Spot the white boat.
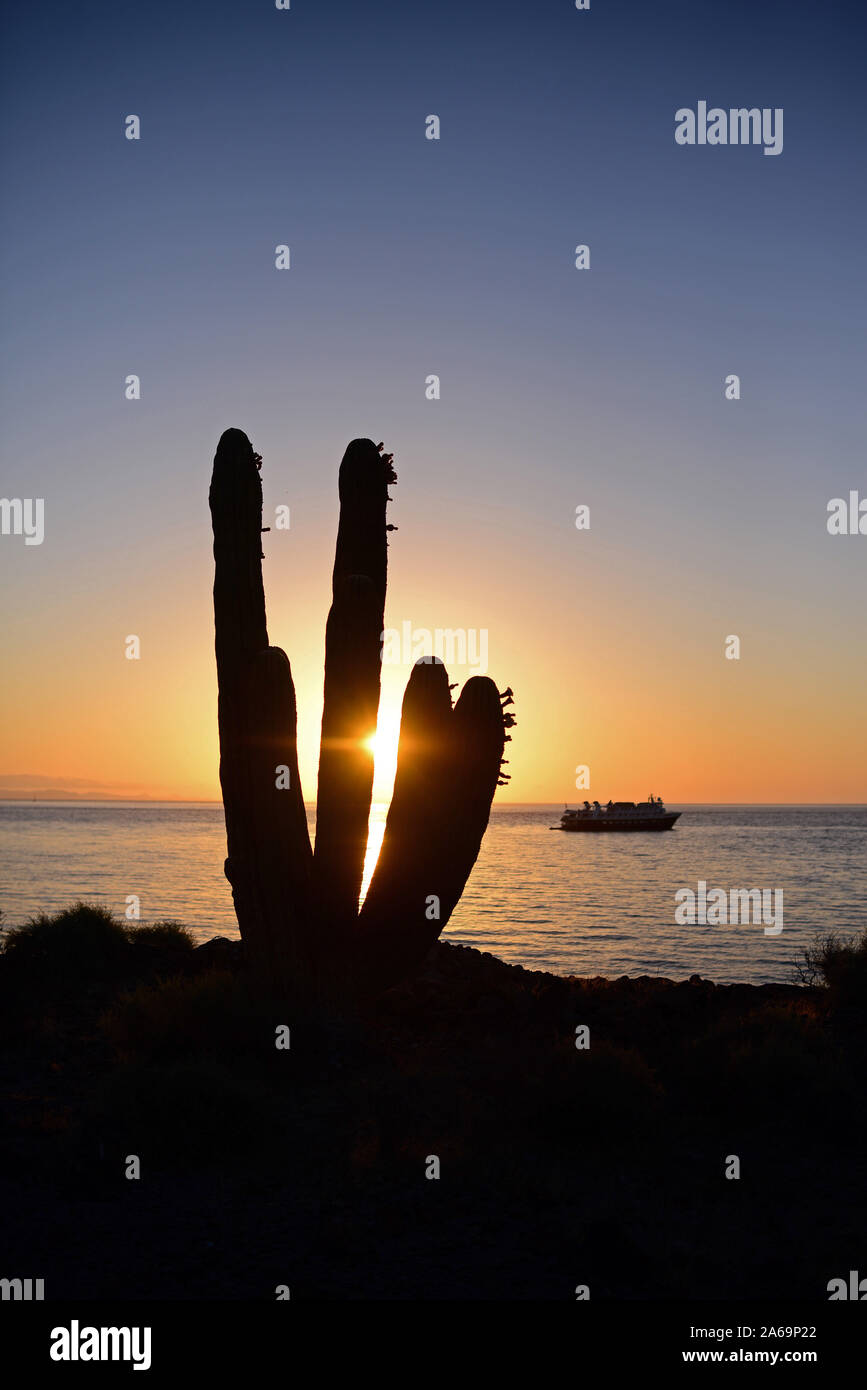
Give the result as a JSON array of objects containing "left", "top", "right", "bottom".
[{"left": 554, "top": 795, "right": 681, "bottom": 832}]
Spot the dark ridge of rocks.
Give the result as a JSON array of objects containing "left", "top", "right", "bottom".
[
  {"left": 190, "top": 930, "right": 808, "bottom": 1004},
  {"left": 191, "top": 935, "right": 245, "bottom": 972}
]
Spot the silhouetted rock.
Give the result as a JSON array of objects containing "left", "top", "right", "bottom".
[{"left": 193, "top": 936, "right": 245, "bottom": 972}]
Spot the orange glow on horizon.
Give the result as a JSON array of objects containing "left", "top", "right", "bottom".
[{"left": 1, "top": 473, "right": 865, "bottom": 808}]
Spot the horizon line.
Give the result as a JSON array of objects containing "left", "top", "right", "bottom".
[{"left": 1, "top": 798, "right": 866, "bottom": 808}]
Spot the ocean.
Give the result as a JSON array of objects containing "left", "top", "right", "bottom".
[{"left": 0, "top": 802, "right": 864, "bottom": 985}]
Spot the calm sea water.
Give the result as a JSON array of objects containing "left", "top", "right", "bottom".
[{"left": 0, "top": 803, "right": 864, "bottom": 985}]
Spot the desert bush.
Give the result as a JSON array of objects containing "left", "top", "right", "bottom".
[
  {"left": 1, "top": 902, "right": 130, "bottom": 987},
  {"left": 795, "top": 929, "right": 867, "bottom": 1011},
  {"left": 127, "top": 919, "right": 195, "bottom": 976}
]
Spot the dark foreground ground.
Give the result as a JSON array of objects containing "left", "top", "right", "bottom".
[{"left": 1, "top": 929, "right": 865, "bottom": 1301}]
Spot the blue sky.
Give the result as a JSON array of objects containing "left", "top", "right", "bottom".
[{"left": 1, "top": 0, "right": 865, "bottom": 802}]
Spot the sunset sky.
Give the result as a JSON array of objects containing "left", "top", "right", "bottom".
[{"left": 1, "top": 0, "right": 865, "bottom": 805}]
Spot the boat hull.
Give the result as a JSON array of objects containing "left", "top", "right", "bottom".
[{"left": 560, "top": 812, "right": 681, "bottom": 832}]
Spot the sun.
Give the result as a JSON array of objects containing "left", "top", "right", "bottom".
[
  {"left": 359, "top": 712, "right": 403, "bottom": 901},
  {"left": 362, "top": 717, "right": 401, "bottom": 794},
  {"left": 359, "top": 685, "right": 409, "bottom": 802}
]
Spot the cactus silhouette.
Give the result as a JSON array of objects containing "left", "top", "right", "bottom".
[{"left": 209, "top": 429, "right": 514, "bottom": 999}]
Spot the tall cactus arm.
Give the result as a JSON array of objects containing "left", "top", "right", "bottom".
[
  {"left": 210, "top": 428, "right": 269, "bottom": 671},
  {"left": 313, "top": 440, "right": 395, "bottom": 937},
  {"left": 209, "top": 428, "right": 311, "bottom": 984},
  {"left": 434, "top": 675, "right": 506, "bottom": 914},
  {"left": 357, "top": 667, "right": 505, "bottom": 988},
  {"left": 332, "top": 438, "right": 395, "bottom": 609},
  {"left": 314, "top": 574, "right": 382, "bottom": 940},
  {"left": 356, "top": 658, "right": 453, "bottom": 982}
]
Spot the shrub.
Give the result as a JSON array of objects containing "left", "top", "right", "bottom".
[
  {"left": 1, "top": 902, "right": 130, "bottom": 987},
  {"left": 795, "top": 928, "right": 867, "bottom": 1011},
  {"left": 127, "top": 919, "right": 195, "bottom": 976}
]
